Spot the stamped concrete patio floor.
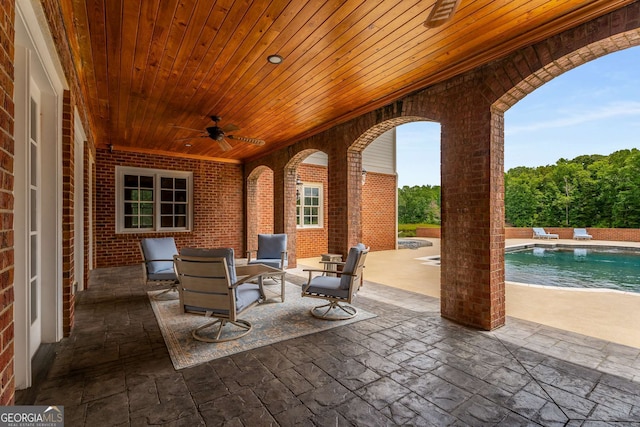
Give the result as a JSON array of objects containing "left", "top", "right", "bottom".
[{"left": 17, "top": 263, "right": 640, "bottom": 426}]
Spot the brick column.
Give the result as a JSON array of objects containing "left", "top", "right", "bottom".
[
  {"left": 327, "top": 148, "right": 362, "bottom": 258},
  {"left": 283, "top": 167, "right": 298, "bottom": 267},
  {"left": 440, "top": 91, "right": 505, "bottom": 330},
  {"left": 61, "top": 90, "right": 75, "bottom": 335}
]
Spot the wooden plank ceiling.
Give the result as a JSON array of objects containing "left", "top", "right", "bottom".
[{"left": 62, "top": 0, "right": 632, "bottom": 163}]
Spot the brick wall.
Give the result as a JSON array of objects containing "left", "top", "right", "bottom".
[
  {"left": 95, "top": 149, "right": 244, "bottom": 267},
  {"left": 362, "top": 172, "right": 397, "bottom": 250},
  {"left": 506, "top": 227, "right": 640, "bottom": 241},
  {"left": 0, "top": 0, "right": 14, "bottom": 406},
  {"left": 416, "top": 227, "right": 441, "bottom": 238},
  {"left": 418, "top": 227, "right": 640, "bottom": 242}
]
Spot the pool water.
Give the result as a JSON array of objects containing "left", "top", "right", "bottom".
[{"left": 505, "top": 247, "right": 640, "bottom": 293}]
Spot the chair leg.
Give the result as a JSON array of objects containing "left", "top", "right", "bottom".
[
  {"left": 151, "top": 282, "right": 179, "bottom": 300},
  {"left": 310, "top": 301, "right": 358, "bottom": 320},
  {"left": 192, "top": 318, "right": 253, "bottom": 342}
]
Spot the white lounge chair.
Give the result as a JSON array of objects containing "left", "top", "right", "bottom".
[
  {"left": 532, "top": 227, "right": 559, "bottom": 239},
  {"left": 573, "top": 228, "right": 593, "bottom": 240}
]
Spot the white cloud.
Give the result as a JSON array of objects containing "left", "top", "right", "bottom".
[{"left": 506, "top": 101, "right": 640, "bottom": 135}]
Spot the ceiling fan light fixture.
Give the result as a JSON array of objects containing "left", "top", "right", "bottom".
[
  {"left": 267, "top": 54, "right": 283, "bottom": 64},
  {"left": 424, "top": 0, "right": 462, "bottom": 28}
]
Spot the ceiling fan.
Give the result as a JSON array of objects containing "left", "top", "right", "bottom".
[{"left": 173, "top": 115, "right": 265, "bottom": 151}]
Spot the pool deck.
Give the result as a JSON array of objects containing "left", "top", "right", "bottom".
[{"left": 296, "top": 238, "right": 640, "bottom": 349}]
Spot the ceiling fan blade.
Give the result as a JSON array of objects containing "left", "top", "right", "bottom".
[
  {"left": 221, "top": 123, "right": 240, "bottom": 133},
  {"left": 227, "top": 135, "right": 266, "bottom": 146},
  {"left": 217, "top": 138, "right": 233, "bottom": 151},
  {"left": 170, "top": 124, "right": 204, "bottom": 132},
  {"left": 173, "top": 135, "right": 207, "bottom": 141}
]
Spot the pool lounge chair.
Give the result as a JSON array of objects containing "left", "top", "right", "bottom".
[
  {"left": 532, "top": 227, "right": 559, "bottom": 239},
  {"left": 573, "top": 228, "right": 593, "bottom": 240}
]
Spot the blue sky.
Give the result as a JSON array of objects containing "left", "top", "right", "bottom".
[{"left": 396, "top": 46, "right": 640, "bottom": 187}]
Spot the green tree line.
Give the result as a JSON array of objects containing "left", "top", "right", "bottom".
[
  {"left": 505, "top": 149, "right": 640, "bottom": 228},
  {"left": 398, "top": 149, "right": 640, "bottom": 228},
  {"left": 398, "top": 185, "right": 441, "bottom": 224}
]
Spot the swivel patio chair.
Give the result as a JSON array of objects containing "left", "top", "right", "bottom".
[
  {"left": 139, "top": 237, "right": 179, "bottom": 299},
  {"left": 173, "top": 249, "right": 264, "bottom": 343},
  {"left": 247, "top": 233, "right": 288, "bottom": 270},
  {"left": 301, "top": 243, "right": 369, "bottom": 320}
]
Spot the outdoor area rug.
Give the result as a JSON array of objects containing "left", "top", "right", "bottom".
[{"left": 148, "top": 281, "right": 377, "bottom": 370}]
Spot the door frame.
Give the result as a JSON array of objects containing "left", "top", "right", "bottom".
[{"left": 14, "top": 1, "right": 68, "bottom": 389}]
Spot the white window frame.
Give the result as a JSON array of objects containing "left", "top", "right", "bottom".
[
  {"left": 115, "top": 166, "right": 193, "bottom": 234},
  {"left": 296, "top": 183, "right": 323, "bottom": 229}
]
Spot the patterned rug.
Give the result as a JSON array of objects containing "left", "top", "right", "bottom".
[{"left": 149, "top": 281, "right": 377, "bottom": 370}]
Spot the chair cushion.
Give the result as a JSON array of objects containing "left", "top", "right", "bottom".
[
  {"left": 180, "top": 247, "right": 237, "bottom": 284},
  {"left": 306, "top": 276, "right": 350, "bottom": 299},
  {"left": 236, "top": 283, "right": 262, "bottom": 311},
  {"left": 147, "top": 269, "right": 176, "bottom": 281},
  {"left": 141, "top": 237, "right": 178, "bottom": 274},
  {"left": 248, "top": 258, "right": 282, "bottom": 269},
  {"left": 256, "top": 234, "right": 287, "bottom": 260},
  {"left": 184, "top": 283, "right": 261, "bottom": 315},
  {"left": 340, "top": 243, "right": 365, "bottom": 290}
]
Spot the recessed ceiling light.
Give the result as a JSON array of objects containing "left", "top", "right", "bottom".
[
  {"left": 184, "top": 143, "right": 192, "bottom": 147},
  {"left": 267, "top": 54, "right": 283, "bottom": 64}
]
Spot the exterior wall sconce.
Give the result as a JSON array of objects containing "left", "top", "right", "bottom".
[
  {"left": 296, "top": 175, "right": 303, "bottom": 201},
  {"left": 362, "top": 169, "right": 367, "bottom": 185}
]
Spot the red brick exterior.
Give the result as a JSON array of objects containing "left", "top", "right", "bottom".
[
  {"left": 362, "top": 172, "right": 397, "bottom": 251},
  {"left": 0, "top": 0, "right": 15, "bottom": 405},
  {"left": 95, "top": 150, "right": 244, "bottom": 267}
]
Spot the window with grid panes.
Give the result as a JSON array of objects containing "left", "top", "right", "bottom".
[
  {"left": 116, "top": 166, "right": 192, "bottom": 233},
  {"left": 296, "top": 183, "right": 323, "bottom": 228}
]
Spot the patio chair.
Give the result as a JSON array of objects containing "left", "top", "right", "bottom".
[
  {"left": 573, "top": 228, "right": 593, "bottom": 240},
  {"left": 173, "top": 249, "right": 264, "bottom": 343},
  {"left": 301, "top": 243, "right": 369, "bottom": 320},
  {"left": 139, "top": 237, "right": 179, "bottom": 299},
  {"left": 247, "top": 233, "right": 288, "bottom": 270},
  {"left": 532, "top": 227, "right": 559, "bottom": 239}
]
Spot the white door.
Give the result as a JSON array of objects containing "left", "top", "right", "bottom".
[
  {"left": 15, "top": 1, "right": 66, "bottom": 389},
  {"left": 28, "top": 83, "right": 42, "bottom": 357}
]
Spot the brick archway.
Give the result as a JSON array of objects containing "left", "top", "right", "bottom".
[{"left": 243, "top": 3, "right": 640, "bottom": 330}]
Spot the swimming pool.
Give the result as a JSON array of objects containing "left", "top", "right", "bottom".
[{"left": 505, "top": 246, "right": 640, "bottom": 293}]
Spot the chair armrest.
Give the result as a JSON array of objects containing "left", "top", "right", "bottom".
[
  {"left": 302, "top": 268, "right": 335, "bottom": 274},
  {"left": 319, "top": 261, "right": 345, "bottom": 266},
  {"left": 246, "top": 250, "right": 257, "bottom": 262},
  {"left": 232, "top": 273, "right": 265, "bottom": 288}
]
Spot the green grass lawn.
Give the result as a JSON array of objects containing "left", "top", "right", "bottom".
[{"left": 398, "top": 223, "right": 440, "bottom": 237}]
